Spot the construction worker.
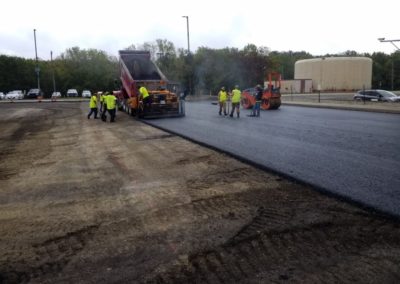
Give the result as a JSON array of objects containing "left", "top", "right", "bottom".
[
  {"left": 99, "top": 92, "right": 106, "bottom": 113},
  {"left": 139, "top": 85, "right": 150, "bottom": 112},
  {"left": 250, "top": 84, "right": 263, "bottom": 117},
  {"left": 230, "top": 85, "right": 241, "bottom": 118},
  {"left": 87, "top": 92, "right": 98, "bottom": 119},
  {"left": 101, "top": 91, "right": 108, "bottom": 122},
  {"left": 218, "top": 86, "right": 228, "bottom": 116},
  {"left": 106, "top": 91, "right": 117, "bottom": 122}
]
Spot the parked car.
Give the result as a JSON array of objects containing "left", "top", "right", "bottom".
[
  {"left": 0, "top": 92, "right": 5, "bottom": 100},
  {"left": 353, "top": 89, "right": 400, "bottom": 102},
  {"left": 51, "top": 91, "right": 62, "bottom": 98},
  {"left": 27, "top": 88, "right": 44, "bottom": 99},
  {"left": 6, "top": 90, "right": 24, "bottom": 100},
  {"left": 66, "top": 89, "right": 79, "bottom": 97},
  {"left": 82, "top": 90, "right": 91, "bottom": 98}
]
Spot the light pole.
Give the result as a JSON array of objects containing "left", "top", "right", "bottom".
[
  {"left": 182, "top": 16, "right": 190, "bottom": 54},
  {"left": 378, "top": 37, "right": 400, "bottom": 50},
  {"left": 182, "top": 16, "right": 191, "bottom": 95},
  {"left": 33, "top": 29, "right": 40, "bottom": 91},
  {"left": 51, "top": 51, "right": 56, "bottom": 94},
  {"left": 378, "top": 38, "right": 400, "bottom": 90}
]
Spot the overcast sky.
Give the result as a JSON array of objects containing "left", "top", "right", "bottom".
[{"left": 1, "top": 0, "right": 398, "bottom": 60}]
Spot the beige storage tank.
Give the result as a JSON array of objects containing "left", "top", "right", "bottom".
[{"left": 294, "top": 57, "right": 372, "bottom": 91}]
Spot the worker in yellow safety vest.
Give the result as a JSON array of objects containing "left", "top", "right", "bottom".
[
  {"left": 139, "top": 86, "right": 150, "bottom": 111},
  {"left": 100, "top": 92, "right": 107, "bottom": 113},
  {"left": 87, "top": 92, "right": 98, "bottom": 119},
  {"left": 101, "top": 92, "right": 108, "bottom": 122},
  {"left": 218, "top": 86, "right": 228, "bottom": 116},
  {"left": 229, "top": 85, "right": 241, "bottom": 118},
  {"left": 106, "top": 91, "right": 117, "bottom": 122}
]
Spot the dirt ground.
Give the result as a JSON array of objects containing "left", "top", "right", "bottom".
[{"left": 0, "top": 101, "right": 399, "bottom": 284}]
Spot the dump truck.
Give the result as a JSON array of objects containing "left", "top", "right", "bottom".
[
  {"left": 117, "top": 50, "right": 184, "bottom": 118},
  {"left": 241, "top": 72, "right": 281, "bottom": 110}
]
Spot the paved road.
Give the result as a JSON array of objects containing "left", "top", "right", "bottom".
[{"left": 145, "top": 101, "right": 400, "bottom": 217}]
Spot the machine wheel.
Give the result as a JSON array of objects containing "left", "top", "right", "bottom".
[
  {"left": 269, "top": 98, "right": 281, "bottom": 110},
  {"left": 130, "top": 107, "right": 137, "bottom": 117},
  {"left": 261, "top": 98, "right": 270, "bottom": 110},
  {"left": 138, "top": 109, "right": 144, "bottom": 118},
  {"left": 241, "top": 97, "right": 252, "bottom": 109}
]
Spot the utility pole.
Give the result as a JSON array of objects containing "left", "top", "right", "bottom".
[
  {"left": 33, "top": 29, "right": 40, "bottom": 90},
  {"left": 51, "top": 51, "right": 56, "bottom": 94}
]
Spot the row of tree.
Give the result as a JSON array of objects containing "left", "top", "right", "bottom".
[{"left": 0, "top": 39, "right": 399, "bottom": 97}]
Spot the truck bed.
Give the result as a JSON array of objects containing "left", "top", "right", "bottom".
[{"left": 119, "top": 51, "right": 166, "bottom": 81}]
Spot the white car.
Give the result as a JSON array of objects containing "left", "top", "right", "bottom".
[
  {"left": 0, "top": 92, "right": 5, "bottom": 100},
  {"left": 66, "top": 89, "right": 78, "bottom": 97},
  {"left": 51, "top": 91, "right": 62, "bottom": 98},
  {"left": 6, "top": 90, "right": 24, "bottom": 100},
  {"left": 82, "top": 90, "right": 91, "bottom": 98},
  {"left": 26, "top": 88, "right": 44, "bottom": 99}
]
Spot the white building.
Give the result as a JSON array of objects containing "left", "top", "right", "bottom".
[{"left": 294, "top": 57, "right": 372, "bottom": 91}]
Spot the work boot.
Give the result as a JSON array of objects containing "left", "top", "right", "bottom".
[
  {"left": 219, "top": 112, "right": 222, "bottom": 116},
  {"left": 229, "top": 113, "right": 233, "bottom": 117},
  {"left": 237, "top": 113, "right": 240, "bottom": 118}
]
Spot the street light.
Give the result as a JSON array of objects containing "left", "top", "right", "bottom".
[
  {"left": 378, "top": 37, "right": 400, "bottom": 90},
  {"left": 182, "top": 16, "right": 190, "bottom": 54},
  {"left": 378, "top": 37, "right": 400, "bottom": 50},
  {"left": 33, "top": 29, "right": 40, "bottom": 91}
]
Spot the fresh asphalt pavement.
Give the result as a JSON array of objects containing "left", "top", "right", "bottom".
[{"left": 145, "top": 101, "right": 400, "bottom": 217}]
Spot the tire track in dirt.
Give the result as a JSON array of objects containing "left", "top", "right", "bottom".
[
  {"left": 146, "top": 216, "right": 400, "bottom": 283},
  {"left": 0, "top": 225, "right": 99, "bottom": 284}
]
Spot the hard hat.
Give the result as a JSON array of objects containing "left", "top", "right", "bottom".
[
  {"left": 235, "top": 85, "right": 239, "bottom": 88},
  {"left": 221, "top": 86, "right": 225, "bottom": 90}
]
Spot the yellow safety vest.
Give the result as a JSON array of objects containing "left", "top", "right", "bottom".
[
  {"left": 219, "top": 91, "right": 227, "bottom": 102},
  {"left": 232, "top": 89, "right": 241, "bottom": 103},
  {"left": 101, "top": 94, "right": 107, "bottom": 104},
  {"left": 107, "top": 95, "right": 116, "bottom": 110},
  {"left": 89, "top": 95, "right": 97, "bottom": 108},
  {"left": 139, "top": 86, "right": 149, "bottom": 99}
]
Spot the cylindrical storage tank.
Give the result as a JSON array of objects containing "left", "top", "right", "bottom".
[{"left": 294, "top": 57, "right": 372, "bottom": 91}]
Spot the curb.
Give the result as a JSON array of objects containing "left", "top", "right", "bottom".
[{"left": 282, "top": 101, "right": 400, "bottom": 114}]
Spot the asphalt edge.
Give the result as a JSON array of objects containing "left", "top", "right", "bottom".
[
  {"left": 282, "top": 101, "right": 400, "bottom": 114},
  {"left": 141, "top": 118, "right": 400, "bottom": 223}
]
